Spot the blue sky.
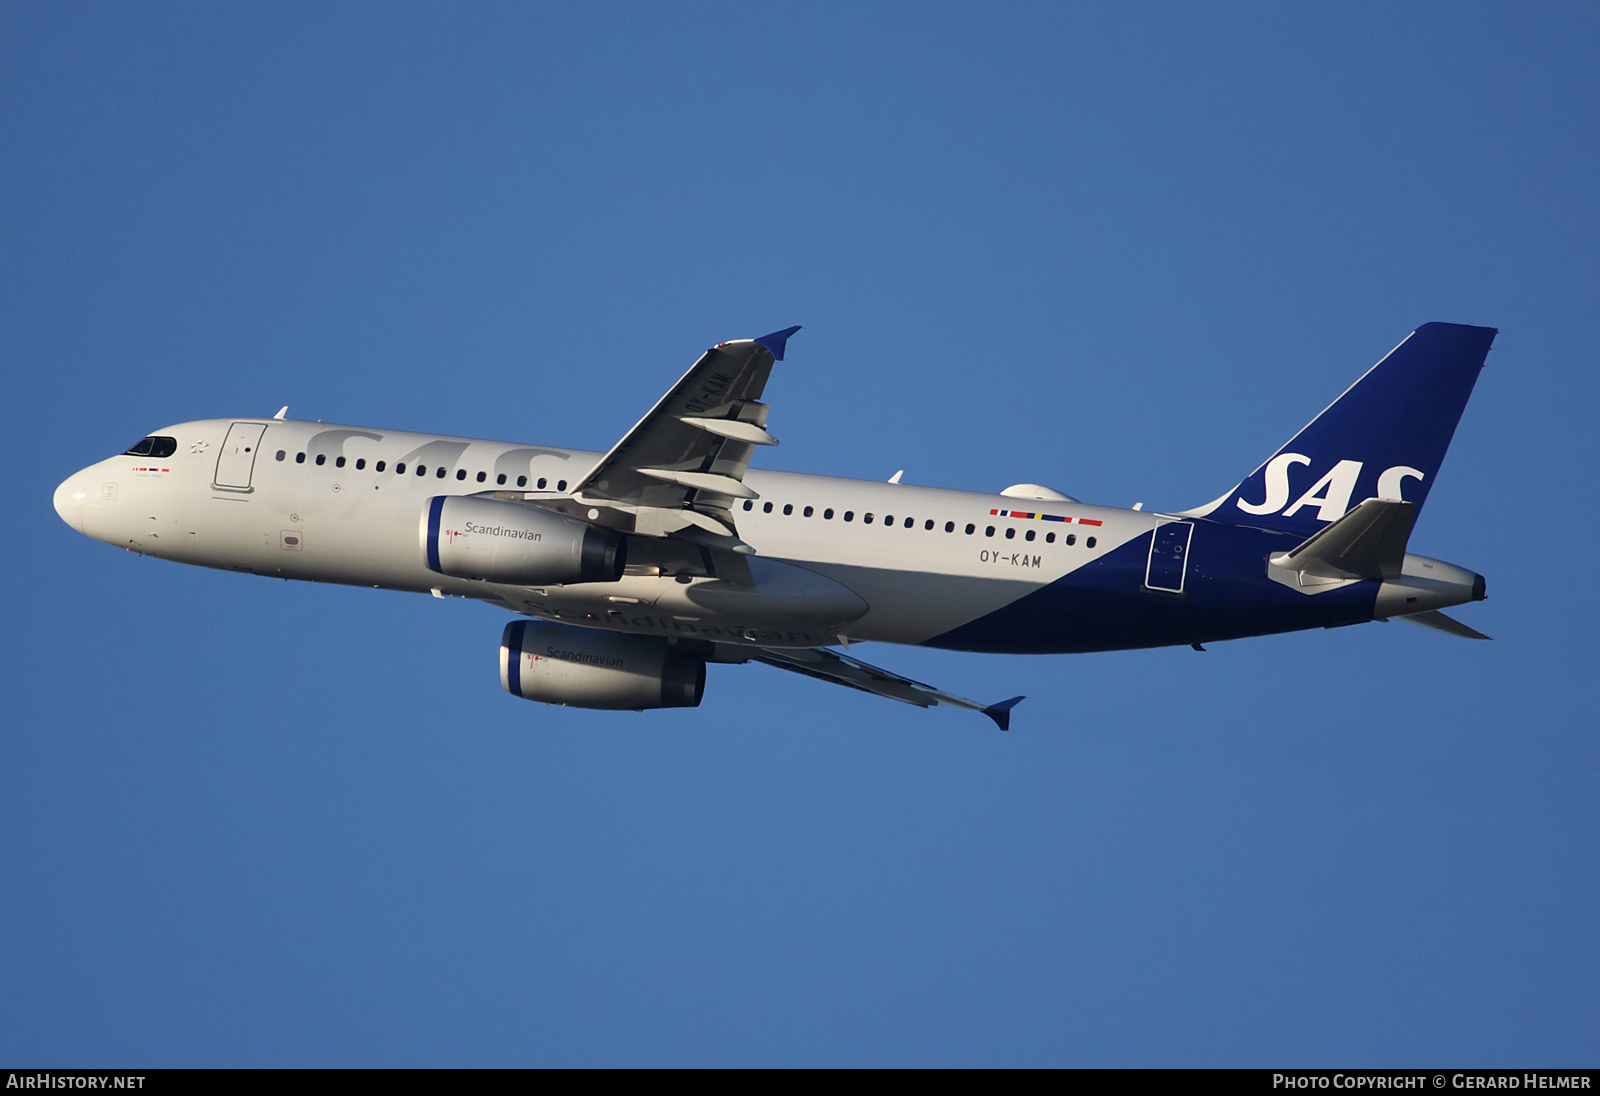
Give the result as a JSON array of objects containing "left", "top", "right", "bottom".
[{"left": 3, "top": 2, "right": 1597, "bottom": 1066}]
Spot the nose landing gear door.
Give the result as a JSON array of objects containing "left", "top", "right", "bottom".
[
  {"left": 1144, "top": 521, "right": 1194, "bottom": 595},
  {"left": 214, "top": 422, "right": 269, "bottom": 491}
]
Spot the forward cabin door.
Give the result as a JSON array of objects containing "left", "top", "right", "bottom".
[
  {"left": 214, "top": 422, "right": 269, "bottom": 490},
  {"left": 1144, "top": 521, "right": 1194, "bottom": 594}
]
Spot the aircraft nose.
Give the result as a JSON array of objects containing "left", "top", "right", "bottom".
[{"left": 54, "top": 470, "right": 89, "bottom": 533}]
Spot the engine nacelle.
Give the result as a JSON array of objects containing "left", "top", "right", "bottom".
[
  {"left": 500, "top": 620, "right": 705, "bottom": 710},
  {"left": 421, "top": 495, "right": 625, "bottom": 585}
]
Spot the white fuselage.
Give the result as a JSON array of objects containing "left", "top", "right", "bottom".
[{"left": 54, "top": 417, "right": 1159, "bottom": 649}]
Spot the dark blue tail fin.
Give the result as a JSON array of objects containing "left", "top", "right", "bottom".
[{"left": 1185, "top": 322, "right": 1496, "bottom": 537}]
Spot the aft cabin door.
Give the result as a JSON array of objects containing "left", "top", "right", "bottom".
[
  {"left": 214, "top": 422, "right": 268, "bottom": 490},
  {"left": 1145, "top": 521, "right": 1194, "bottom": 594}
]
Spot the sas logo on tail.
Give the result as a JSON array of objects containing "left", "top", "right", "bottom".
[{"left": 1235, "top": 455, "right": 1424, "bottom": 522}]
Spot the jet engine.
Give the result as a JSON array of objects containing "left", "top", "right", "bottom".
[
  {"left": 500, "top": 620, "right": 705, "bottom": 710},
  {"left": 421, "top": 495, "right": 625, "bottom": 585}
]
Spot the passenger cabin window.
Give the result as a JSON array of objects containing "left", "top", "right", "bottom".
[
  {"left": 396, "top": 463, "right": 406, "bottom": 474},
  {"left": 537, "top": 478, "right": 547, "bottom": 489},
  {"left": 436, "top": 467, "right": 446, "bottom": 478},
  {"left": 558, "top": 480, "right": 567, "bottom": 491},
  {"left": 804, "top": 506, "right": 814, "bottom": 517},
  {"left": 945, "top": 521, "right": 954, "bottom": 532},
  {"left": 416, "top": 465, "right": 427, "bottom": 476},
  {"left": 275, "top": 450, "right": 286, "bottom": 461},
  {"left": 315, "top": 454, "right": 326, "bottom": 466},
  {"left": 517, "top": 475, "right": 528, "bottom": 487},
  {"left": 763, "top": 502, "right": 773, "bottom": 513},
  {"left": 476, "top": 471, "right": 485, "bottom": 482},
  {"left": 296, "top": 453, "right": 306, "bottom": 464},
  {"left": 374, "top": 460, "right": 385, "bottom": 472},
  {"left": 1065, "top": 533, "right": 1075, "bottom": 546},
  {"left": 496, "top": 474, "right": 506, "bottom": 485},
  {"left": 124, "top": 436, "right": 178, "bottom": 458},
  {"left": 965, "top": 523, "right": 975, "bottom": 534},
  {"left": 743, "top": 501, "right": 754, "bottom": 511},
  {"left": 336, "top": 456, "right": 346, "bottom": 468},
  {"left": 843, "top": 511, "right": 854, "bottom": 522},
  {"left": 456, "top": 469, "right": 466, "bottom": 480},
  {"left": 824, "top": 509, "right": 834, "bottom": 520},
  {"left": 1086, "top": 536, "right": 1097, "bottom": 548},
  {"left": 356, "top": 459, "right": 366, "bottom": 470}
]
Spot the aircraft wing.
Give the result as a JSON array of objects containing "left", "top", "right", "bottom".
[
  {"left": 751, "top": 646, "right": 1025, "bottom": 730},
  {"left": 569, "top": 327, "right": 801, "bottom": 551}
]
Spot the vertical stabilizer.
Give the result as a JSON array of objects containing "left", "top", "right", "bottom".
[{"left": 1183, "top": 322, "right": 1496, "bottom": 537}]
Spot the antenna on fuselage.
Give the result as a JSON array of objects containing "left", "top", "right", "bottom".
[{"left": 273, "top": 406, "right": 288, "bottom": 420}]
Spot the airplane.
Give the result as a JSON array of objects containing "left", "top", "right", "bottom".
[{"left": 52, "top": 321, "right": 1494, "bottom": 730}]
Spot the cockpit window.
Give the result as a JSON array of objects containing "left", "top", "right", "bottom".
[{"left": 124, "top": 436, "right": 177, "bottom": 458}]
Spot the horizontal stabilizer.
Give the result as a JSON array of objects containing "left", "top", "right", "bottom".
[
  {"left": 1396, "top": 609, "right": 1492, "bottom": 640},
  {"left": 1271, "top": 498, "right": 1416, "bottom": 581}
]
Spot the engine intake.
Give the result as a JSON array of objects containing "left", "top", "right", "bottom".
[
  {"left": 500, "top": 621, "right": 705, "bottom": 710},
  {"left": 422, "top": 495, "right": 625, "bottom": 585}
]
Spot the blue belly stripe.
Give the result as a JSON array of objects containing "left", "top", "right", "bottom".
[{"left": 924, "top": 521, "right": 1379, "bottom": 654}]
